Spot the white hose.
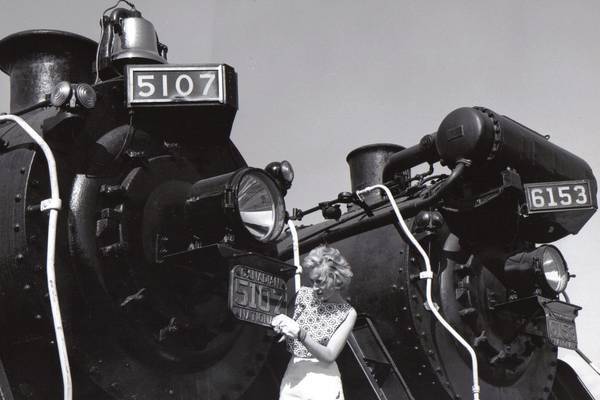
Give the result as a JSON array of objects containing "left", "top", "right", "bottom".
[
  {"left": 287, "top": 219, "right": 302, "bottom": 292},
  {"left": 356, "top": 184, "right": 481, "bottom": 400},
  {"left": 0, "top": 115, "right": 71, "bottom": 400}
]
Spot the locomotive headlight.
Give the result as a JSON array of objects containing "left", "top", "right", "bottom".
[
  {"left": 537, "top": 245, "right": 569, "bottom": 294},
  {"left": 504, "top": 245, "right": 570, "bottom": 296},
  {"left": 185, "top": 168, "right": 286, "bottom": 244},
  {"left": 235, "top": 171, "right": 285, "bottom": 241}
]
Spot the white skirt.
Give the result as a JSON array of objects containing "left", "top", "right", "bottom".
[{"left": 279, "top": 357, "right": 344, "bottom": 400}]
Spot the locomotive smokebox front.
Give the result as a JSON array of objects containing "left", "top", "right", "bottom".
[{"left": 0, "top": 14, "right": 295, "bottom": 398}]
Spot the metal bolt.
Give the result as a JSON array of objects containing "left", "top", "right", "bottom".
[
  {"left": 15, "top": 194, "right": 22, "bottom": 202},
  {"left": 16, "top": 253, "right": 24, "bottom": 263},
  {"left": 14, "top": 224, "right": 20, "bottom": 232},
  {"left": 23, "top": 284, "right": 31, "bottom": 291},
  {"left": 34, "top": 314, "right": 42, "bottom": 320}
]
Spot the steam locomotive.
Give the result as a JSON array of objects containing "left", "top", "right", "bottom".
[{"left": 0, "top": 4, "right": 597, "bottom": 400}]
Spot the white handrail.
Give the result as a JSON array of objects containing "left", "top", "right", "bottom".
[
  {"left": 287, "top": 219, "right": 302, "bottom": 292},
  {"left": 356, "top": 184, "right": 481, "bottom": 400},
  {"left": 0, "top": 115, "right": 71, "bottom": 400}
]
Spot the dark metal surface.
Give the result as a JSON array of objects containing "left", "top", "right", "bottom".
[
  {"left": 551, "top": 360, "right": 595, "bottom": 400},
  {"left": 0, "top": 30, "right": 97, "bottom": 113}
]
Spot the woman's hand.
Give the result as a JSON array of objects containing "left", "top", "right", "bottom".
[{"left": 271, "top": 314, "right": 300, "bottom": 342}]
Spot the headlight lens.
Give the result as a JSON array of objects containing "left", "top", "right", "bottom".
[
  {"left": 237, "top": 172, "right": 284, "bottom": 242},
  {"left": 540, "top": 246, "right": 569, "bottom": 293}
]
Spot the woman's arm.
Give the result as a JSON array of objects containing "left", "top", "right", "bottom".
[{"left": 298, "top": 308, "right": 357, "bottom": 364}]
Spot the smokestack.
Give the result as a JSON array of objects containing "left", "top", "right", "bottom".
[
  {"left": 0, "top": 30, "right": 97, "bottom": 113},
  {"left": 346, "top": 143, "right": 409, "bottom": 201}
]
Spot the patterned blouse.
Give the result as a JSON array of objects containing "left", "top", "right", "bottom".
[{"left": 287, "top": 287, "right": 353, "bottom": 358}]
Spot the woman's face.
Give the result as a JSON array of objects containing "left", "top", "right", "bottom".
[{"left": 308, "top": 266, "right": 339, "bottom": 303}]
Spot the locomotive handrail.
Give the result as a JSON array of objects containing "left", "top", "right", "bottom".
[
  {"left": 287, "top": 219, "right": 302, "bottom": 291},
  {"left": 0, "top": 114, "right": 72, "bottom": 400},
  {"left": 356, "top": 176, "right": 481, "bottom": 400}
]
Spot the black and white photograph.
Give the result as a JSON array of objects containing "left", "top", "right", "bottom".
[{"left": 1, "top": 1, "right": 599, "bottom": 399}]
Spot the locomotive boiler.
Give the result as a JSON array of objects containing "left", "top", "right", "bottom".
[{"left": 0, "top": 4, "right": 597, "bottom": 400}]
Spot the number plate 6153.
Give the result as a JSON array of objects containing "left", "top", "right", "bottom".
[{"left": 524, "top": 180, "right": 593, "bottom": 213}]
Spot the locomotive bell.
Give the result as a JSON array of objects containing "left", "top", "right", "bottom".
[{"left": 98, "top": 8, "right": 167, "bottom": 80}]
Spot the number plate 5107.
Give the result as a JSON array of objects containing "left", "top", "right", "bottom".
[
  {"left": 524, "top": 180, "right": 593, "bottom": 213},
  {"left": 228, "top": 265, "right": 288, "bottom": 327},
  {"left": 126, "top": 64, "right": 225, "bottom": 107}
]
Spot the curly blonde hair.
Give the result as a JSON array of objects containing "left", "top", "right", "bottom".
[{"left": 302, "top": 245, "right": 353, "bottom": 290}]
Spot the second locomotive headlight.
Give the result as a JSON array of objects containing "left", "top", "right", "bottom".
[
  {"left": 185, "top": 167, "right": 287, "bottom": 246},
  {"left": 504, "top": 244, "right": 570, "bottom": 296}
]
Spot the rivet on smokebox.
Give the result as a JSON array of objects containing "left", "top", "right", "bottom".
[{"left": 15, "top": 253, "right": 24, "bottom": 263}]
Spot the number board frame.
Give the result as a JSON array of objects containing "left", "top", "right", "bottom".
[
  {"left": 524, "top": 179, "right": 593, "bottom": 214},
  {"left": 126, "top": 64, "right": 227, "bottom": 108},
  {"left": 228, "top": 265, "right": 288, "bottom": 328}
]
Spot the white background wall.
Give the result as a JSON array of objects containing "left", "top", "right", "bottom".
[{"left": 1, "top": 0, "right": 599, "bottom": 397}]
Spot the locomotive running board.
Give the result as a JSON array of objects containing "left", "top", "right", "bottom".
[{"left": 339, "top": 315, "right": 414, "bottom": 400}]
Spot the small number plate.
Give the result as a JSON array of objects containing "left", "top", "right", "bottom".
[
  {"left": 546, "top": 315, "right": 578, "bottom": 349},
  {"left": 127, "top": 64, "right": 224, "bottom": 107},
  {"left": 543, "top": 300, "right": 580, "bottom": 350},
  {"left": 524, "top": 180, "right": 593, "bottom": 213},
  {"left": 228, "top": 265, "right": 288, "bottom": 327}
]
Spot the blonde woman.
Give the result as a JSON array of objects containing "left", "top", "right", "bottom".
[{"left": 271, "top": 245, "right": 357, "bottom": 400}]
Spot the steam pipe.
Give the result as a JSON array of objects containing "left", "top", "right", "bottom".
[
  {"left": 278, "top": 163, "right": 467, "bottom": 259},
  {"left": 382, "top": 133, "right": 439, "bottom": 182}
]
